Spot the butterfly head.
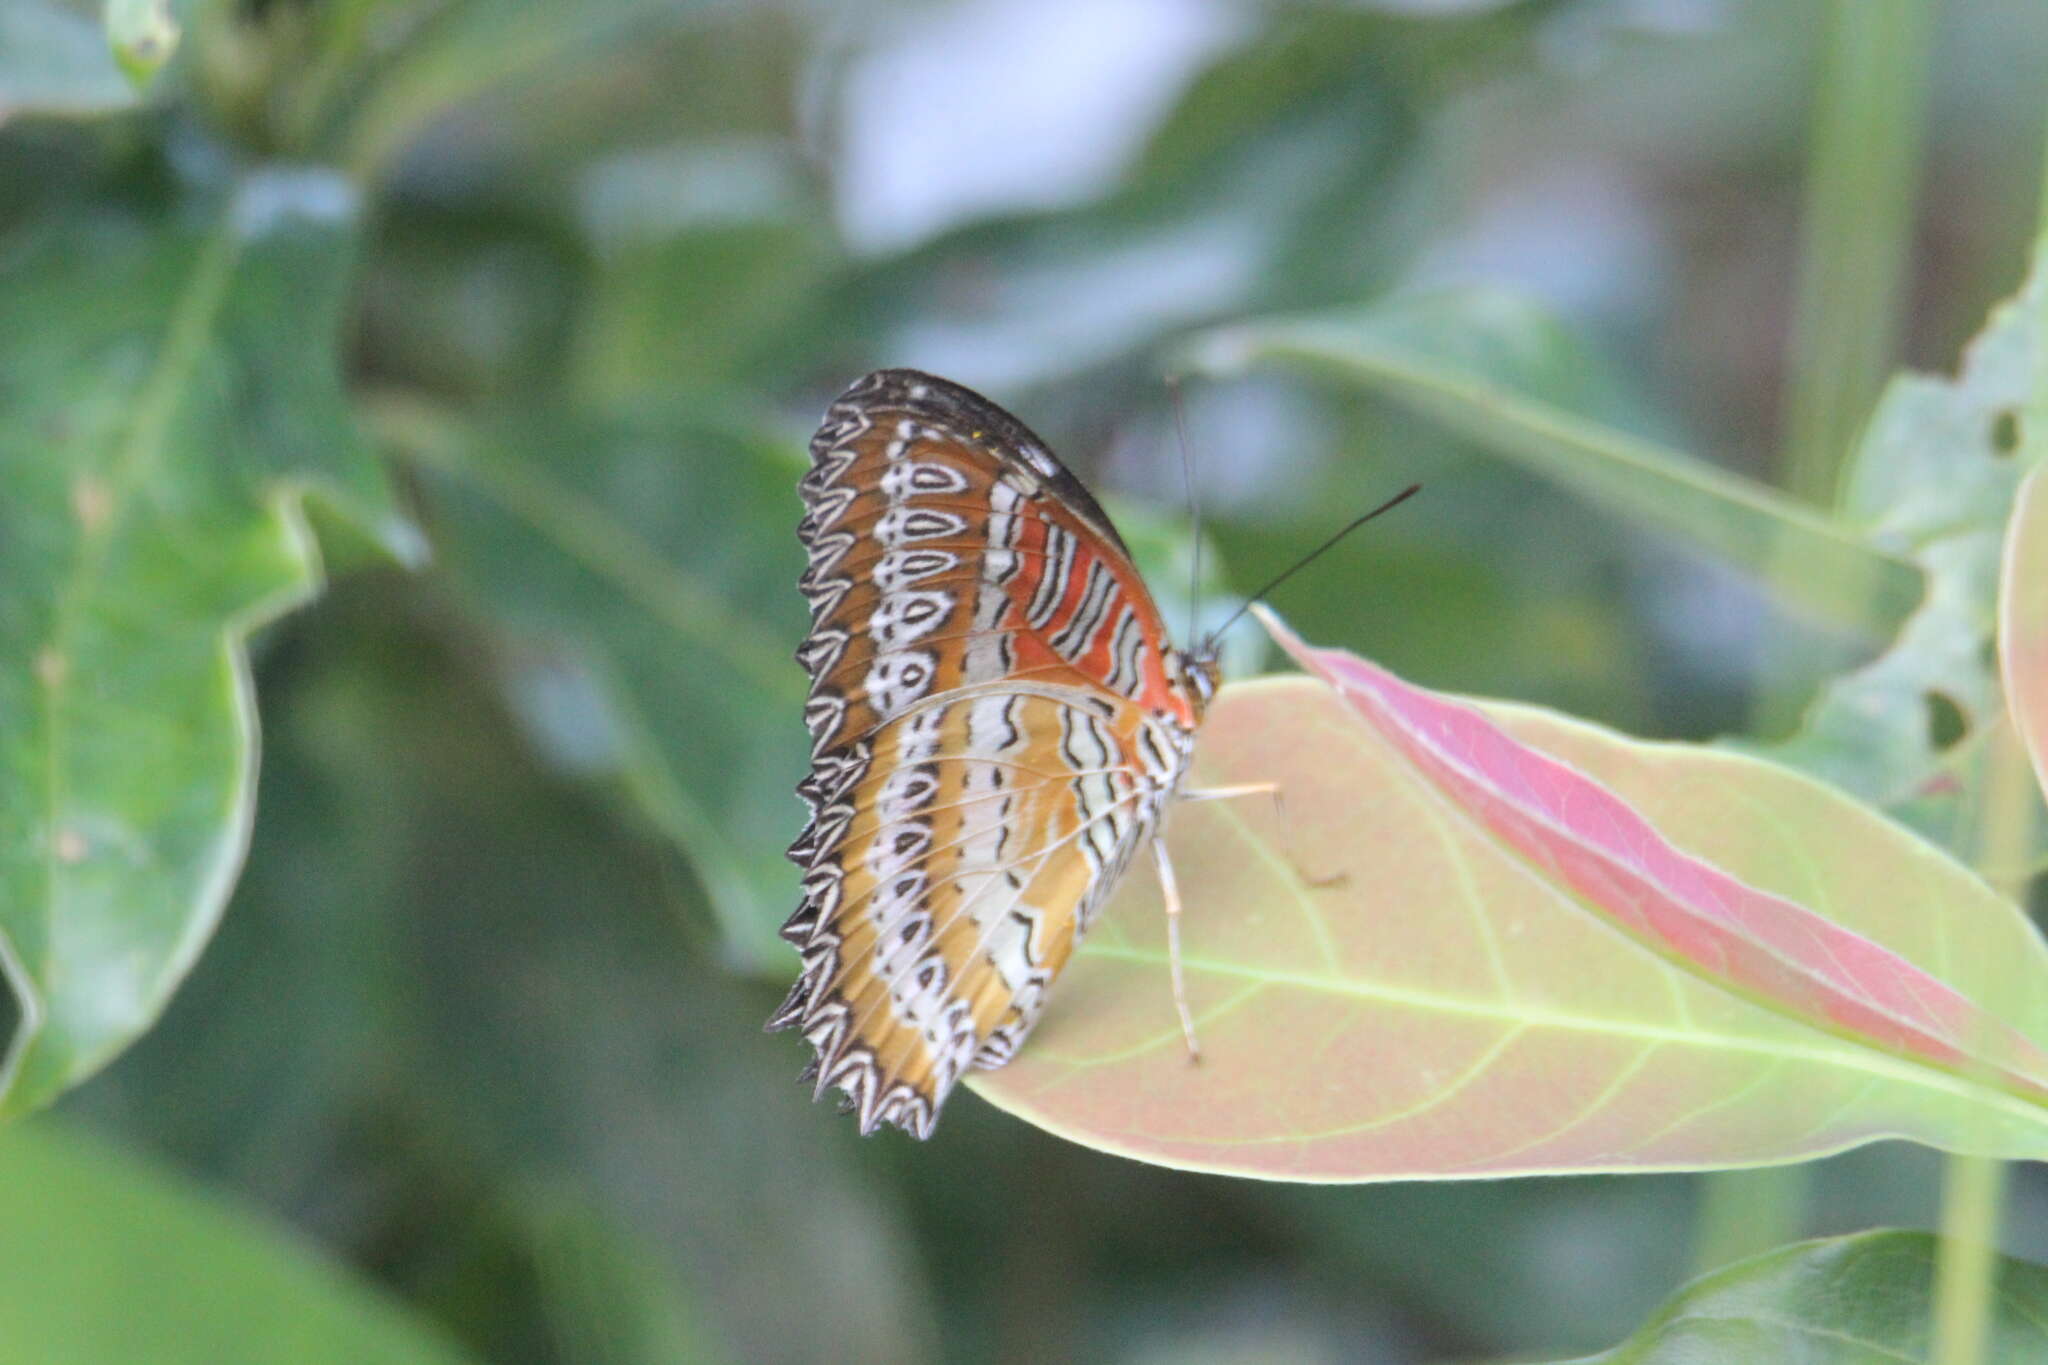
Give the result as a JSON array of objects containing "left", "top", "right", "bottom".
[{"left": 1169, "top": 641, "right": 1221, "bottom": 721}]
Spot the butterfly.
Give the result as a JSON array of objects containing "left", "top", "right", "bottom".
[{"left": 766, "top": 368, "right": 1262, "bottom": 1138}]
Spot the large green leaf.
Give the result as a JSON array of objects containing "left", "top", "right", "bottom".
[
  {"left": 0, "top": 1119, "right": 473, "bottom": 1363},
  {"left": 0, "top": 171, "right": 416, "bottom": 1117},
  {"left": 1555, "top": 1229, "right": 2048, "bottom": 1364},
  {"left": 972, "top": 660, "right": 2048, "bottom": 1178},
  {"left": 1183, "top": 286, "right": 1923, "bottom": 637}
]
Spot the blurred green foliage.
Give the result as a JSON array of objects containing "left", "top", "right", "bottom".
[
  {"left": 1560, "top": 1229, "right": 2048, "bottom": 1364},
  {"left": 7, "top": 0, "right": 2048, "bottom": 1360}
]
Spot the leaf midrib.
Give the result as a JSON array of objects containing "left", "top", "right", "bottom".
[
  {"left": 14, "top": 214, "right": 245, "bottom": 1107},
  {"left": 1069, "top": 942, "right": 2048, "bottom": 1132},
  {"left": 32, "top": 221, "right": 242, "bottom": 940}
]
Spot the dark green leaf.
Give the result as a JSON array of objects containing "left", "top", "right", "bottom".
[
  {"left": 1556, "top": 1230, "right": 2048, "bottom": 1364},
  {"left": 387, "top": 397, "right": 808, "bottom": 969}
]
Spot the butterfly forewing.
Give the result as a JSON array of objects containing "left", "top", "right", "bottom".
[{"left": 772, "top": 369, "right": 1209, "bottom": 1138}]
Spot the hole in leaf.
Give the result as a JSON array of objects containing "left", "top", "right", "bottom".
[
  {"left": 1924, "top": 690, "right": 1968, "bottom": 752},
  {"left": 1991, "top": 408, "right": 2023, "bottom": 456},
  {"left": 0, "top": 970, "right": 16, "bottom": 1069}
]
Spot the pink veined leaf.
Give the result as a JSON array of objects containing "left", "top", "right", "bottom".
[
  {"left": 1258, "top": 608, "right": 2048, "bottom": 1100},
  {"left": 968, "top": 613, "right": 2048, "bottom": 1181},
  {"left": 2005, "top": 465, "right": 2048, "bottom": 804}
]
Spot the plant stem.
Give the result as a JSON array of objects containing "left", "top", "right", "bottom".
[
  {"left": 1689, "top": 1166, "right": 1804, "bottom": 1278},
  {"left": 1931, "top": 1151, "right": 2007, "bottom": 1365},
  {"left": 1725, "top": 10, "right": 1931, "bottom": 1259},
  {"left": 1778, "top": 0, "right": 1935, "bottom": 507},
  {"left": 1930, "top": 724, "right": 2039, "bottom": 1362}
]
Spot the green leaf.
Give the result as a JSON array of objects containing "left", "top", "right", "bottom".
[
  {"left": 60, "top": 585, "right": 429, "bottom": 1187},
  {"left": 103, "top": 0, "right": 179, "bottom": 88},
  {"left": 1760, "top": 237, "right": 2045, "bottom": 811},
  {"left": 2006, "top": 466, "right": 2048, "bottom": 805},
  {"left": 1183, "top": 286, "right": 1923, "bottom": 637},
  {"left": 0, "top": 0, "right": 137, "bottom": 115},
  {"left": 0, "top": 1119, "right": 474, "bottom": 1363},
  {"left": 383, "top": 396, "right": 808, "bottom": 970},
  {"left": 971, "top": 668, "right": 2048, "bottom": 1179},
  {"left": 1555, "top": 1229, "right": 2048, "bottom": 1364},
  {"left": 0, "top": 171, "right": 418, "bottom": 1117}
]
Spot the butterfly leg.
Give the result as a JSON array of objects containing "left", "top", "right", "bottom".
[
  {"left": 1178, "top": 782, "right": 1346, "bottom": 887},
  {"left": 1150, "top": 837, "right": 1203, "bottom": 1064}
]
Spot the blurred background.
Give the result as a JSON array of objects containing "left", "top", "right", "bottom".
[{"left": 10, "top": 0, "right": 2048, "bottom": 1360}]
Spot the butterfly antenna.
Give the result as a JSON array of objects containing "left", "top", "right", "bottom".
[
  {"left": 1206, "top": 483, "right": 1421, "bottom": 644},
  {"left": 1168, "top": 374, "right": 1201, "bottom": 647}
]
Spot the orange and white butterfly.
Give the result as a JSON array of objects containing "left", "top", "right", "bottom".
[{"left": 766, "top": 368, "right": 1245, "bottom": 1138}]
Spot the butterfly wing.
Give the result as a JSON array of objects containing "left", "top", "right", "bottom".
[{"left": 771, "top": 369, "right": 1201, "bottom": 1136}]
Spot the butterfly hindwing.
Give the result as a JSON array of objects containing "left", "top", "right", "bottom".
[{"left": 783, "top": 690, "right": 1167, "bottom": 1135}]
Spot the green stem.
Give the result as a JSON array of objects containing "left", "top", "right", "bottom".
[
  {"left": 1689, "top": 1166, "right": 1804, "bottom": 1277},
  {"left": 1932, "top": 1152, "right": 2008, "bottom": 1365},
  {"left": 1730, "top": 8, "right": 1938, "bottom": 1227},
  {"left": 1778, "top": 0, "right": 1936, "bottom": 507},
  {"left": 1929, "top": 727, "right": 2038, "bottom": 1362}
]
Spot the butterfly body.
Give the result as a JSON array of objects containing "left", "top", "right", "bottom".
[{"left": 770, "top": 369, "right": 1217, "bottom": 1138}]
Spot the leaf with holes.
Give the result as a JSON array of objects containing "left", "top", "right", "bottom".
[
  {"left": 1758, "top": 239, "right": 2044, "bottom": 822},
  {"left": 2006, "top": 465, "right": 2048, "bottom": 805},
  {"left": 104, "top": 0, "right": 180, "bottom": 88},
  {"left": 968, "top": 617, "right": 2048, "bottom": 1180},
  {"left": 0, "top": 172, "right": 417, "bottom": 1117}
]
